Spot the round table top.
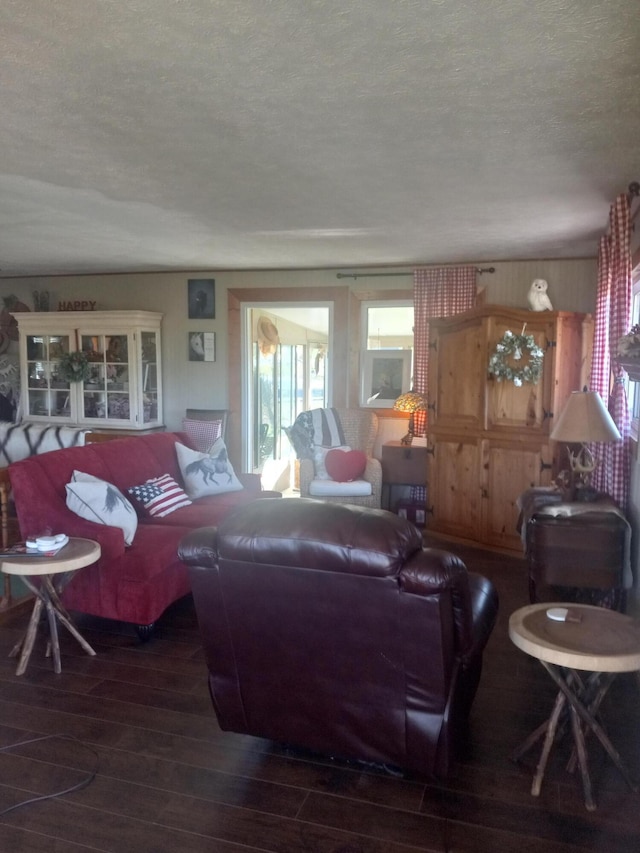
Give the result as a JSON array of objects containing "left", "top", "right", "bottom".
[
  {"left": 509, "top": 603, "right": 640, "bottom": 673},
  {"left": 0, "top": 538, "right": 101, "bottom": 576}
]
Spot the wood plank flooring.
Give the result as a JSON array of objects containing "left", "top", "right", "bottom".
[{"left": 1, "top": 536, "right": 639, "bottom": 852}]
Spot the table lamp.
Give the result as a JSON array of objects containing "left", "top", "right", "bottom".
[
  {"left": 550, "top": 389, "right": 621, "bottom": 500},
  {"left": 393, "top": 391, "right": 427, "bottom": 446}
]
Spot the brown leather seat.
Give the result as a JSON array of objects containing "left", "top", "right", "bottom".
[{"left": 178, "top": 498, "right": 499, "bottom": 778}]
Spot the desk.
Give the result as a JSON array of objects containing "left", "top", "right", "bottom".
[
  {"left": 1, "top": 538, "right": 101, "bottom": 675},
  {"left": 381, "top": 441, "right": 427, "bottom": 514},
  {"left": 509, "top": 603, "right": 640, "bottom": 810}
]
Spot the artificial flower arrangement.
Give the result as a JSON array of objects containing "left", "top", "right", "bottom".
[
  {"left": 616, "top": 324, "right": 640, "bottom": 380},
  {"left": 57, "top": 351, "right": 92, "bottom": 383},
  {"left": 488, "top": 329, "right": 544, "bottom": 387},
  {"left": 617, "top": 324, "right": 640, "bottom": 359}
]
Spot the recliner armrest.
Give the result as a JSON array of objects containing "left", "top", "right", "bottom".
[
  {"left": 400, "top": 549, "right": 498, "bottom": 659},
  {"left": 178, "top": 526, "right": 218, "bottom": 568}
]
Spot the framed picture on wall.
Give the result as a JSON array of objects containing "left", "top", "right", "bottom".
[
  {"left": 188, "top": 279, "right": 215, "bottom": 319},
  {"left": 360, "top": 350, "right": 411, "bottom": 408},
  {"left": 188, "top": 332, "right": 215, "bottom": 362}
]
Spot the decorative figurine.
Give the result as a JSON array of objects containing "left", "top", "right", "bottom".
[{"left": 527, "top": 278, "right": 553, "bottom": 311}]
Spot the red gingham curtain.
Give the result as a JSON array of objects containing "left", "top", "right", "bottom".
[
  {"left": 590, "top": 193, "right": 631, "bottom": 507},
  {"left": 413, "top": 266, "right": 477, "bottom": 398}
]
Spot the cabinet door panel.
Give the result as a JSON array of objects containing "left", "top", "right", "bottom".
[
  {"left": 429, "top": 321, "right": 484, "bottom": 431},
  {"left": 427, "top": 435, "right": 481, "bottom": 541},
  {"left": 486, "top": 316, "right": 554, "bottom": 434},
  {"left": 482, "top": 439, "right": 553, "bottom": 551}
]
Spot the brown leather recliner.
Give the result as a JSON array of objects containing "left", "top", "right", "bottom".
[{"left": 178, "top": 498, "right": 499, "bottom": 778}]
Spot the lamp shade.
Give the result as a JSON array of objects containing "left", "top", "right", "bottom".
[
  {"left": 393, "top": 391, "right": 427, "bottom": 413},
  {"left": 550, "top": 391, "right": 622, "bottom": 443}
]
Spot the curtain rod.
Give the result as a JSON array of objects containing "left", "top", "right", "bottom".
[{"left": 336, "top": 267, "right": 495, "bottom": 280}]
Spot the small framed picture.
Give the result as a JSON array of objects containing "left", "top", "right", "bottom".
[
  {"left": 360, "top": 350, "right": 412, "bottom": 407},
  {"left": 188, "top": 278, "right": 215, "bottom": 319},
  {"left": 188, "top": 332, "right": 215, "bottom": 362}
]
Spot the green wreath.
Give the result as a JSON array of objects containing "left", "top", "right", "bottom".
[
  {"left": 57, "top": 351, "right": 91, "bottom": 383},
  {"left": 488, "top": 330, "right": 544, "bottom": 387}
]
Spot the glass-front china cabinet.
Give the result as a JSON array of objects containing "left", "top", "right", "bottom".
[{"left": 12, "top": 311, "right": 163, "bottom": 430}]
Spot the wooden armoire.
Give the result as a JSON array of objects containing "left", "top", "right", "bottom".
[{"left": 426, "top": 305, "right": 593, "bottom": 553}]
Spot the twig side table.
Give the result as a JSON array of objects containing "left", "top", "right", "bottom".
[
  {"left": 1, "top": 538, "right": 101, "bottom": 675},
  {"left": 509, "top": 602, "right": 640, "bottom": 810}
]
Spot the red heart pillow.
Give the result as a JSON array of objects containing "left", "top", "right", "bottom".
[{"left": 325, "top": 449, "right": 367, "bottom": 482}]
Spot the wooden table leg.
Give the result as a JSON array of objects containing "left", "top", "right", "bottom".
[
  {"left": 12, "top": 595, "right": 44, "bottom": 676},
  {"left": 569, "top": 704, "right": 595, "bottom": 811},
  {"left": 9, "top": 573, "right": 96, "bottom": 675},
  {"left": 45, "top": 576, "right": 96, "bottom": 657},
  {"left": 44, "top": 594, "right": 62, "bottom": 674},
  {"left": 531, "top": 690, "right": 566, "bottom": 797},
  {"left": 542, "top": 663, "right": 639, "bottom": 798},
  {"left": 567, "top": 672, "right": 613, "bottom": 775}
]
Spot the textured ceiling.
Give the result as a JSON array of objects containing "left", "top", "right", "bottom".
[{"left": 1, "top": 0, "right": 639, "bottom": 277}]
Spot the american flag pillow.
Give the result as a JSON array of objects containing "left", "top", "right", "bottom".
[{"left": 128, "top": 474, "right": 192, "bottom": 517}]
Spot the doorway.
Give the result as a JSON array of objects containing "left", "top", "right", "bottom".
[{"left": 244, "top": 304, "right": 331, "bottom": 482}]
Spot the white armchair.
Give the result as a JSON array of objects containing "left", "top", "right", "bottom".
[{"left": 299, "top": 408, "right": 382, "bottom": 508}]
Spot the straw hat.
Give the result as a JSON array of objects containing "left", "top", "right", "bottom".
[{"left": 257, "top": 316, "right": 280, "bottom": 355}]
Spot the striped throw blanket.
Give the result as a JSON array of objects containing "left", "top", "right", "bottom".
[
  {"left": 285, "top": 408, "right": 345, "bottom": 459},
  {"left": 0, "top": 423, "right": 87, "bottom": 467},
  {"left": 309, "top": 408, "right": 345, "bottom": 448}
]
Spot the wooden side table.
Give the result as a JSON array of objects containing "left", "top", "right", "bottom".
[
  {"left": 517, "top": 490, "right": 631, "bottom": 609},
  {"left": 509, "top": 603, "right": 640, "bottom": 810},
  {"left": 0, "top": 538, "right": 101, "bottom": 675},
  {"left": 381, "top": 441, "right": 427, "bottom": 515}
]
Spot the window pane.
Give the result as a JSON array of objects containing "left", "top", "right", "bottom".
[{"left": 366, "top": 306, "right": 413, "bottom": 349}]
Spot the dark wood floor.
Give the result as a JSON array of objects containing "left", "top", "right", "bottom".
[{"left": 1, "top": 536, "right": 639, "bottom": 852}]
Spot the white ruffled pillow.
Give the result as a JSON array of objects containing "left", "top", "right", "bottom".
[
  {"left": 176, "top": 439, "right": 244, "bottom": 498},
  {"left": 65, "top": 470, "right": 138, "bottom": 546}
]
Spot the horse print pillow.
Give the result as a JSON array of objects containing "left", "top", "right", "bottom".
[
  {"left": 65, "top": 470, "right": 138, "bottom": 546},
  {"left": 175, "top": 439, "right": 244, "bottom": 499}
]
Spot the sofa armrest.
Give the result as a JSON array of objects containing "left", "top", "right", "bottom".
[
  {"left": 237, "top": 472, "right": 262, "bottom": 492},
  {"left": 46, "top": 513, "right": 126, "bottom": 564},
  {"left": 463, "top": 572, "right": 500, "bottom": 666},
  {"left": 299, "top": 458, "right": 314, "bottom": 495},
  {"left": 364, "top": 457, "right": 382, "bottom": 491},
  {"left": 400, "top": 548, "right": 475, "bottom": 653},
  {"left": 399, "top": 550, "right": 498, "bottom": 661}
]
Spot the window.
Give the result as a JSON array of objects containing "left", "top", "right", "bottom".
[
  {"left": 626, "top": 268, "right": 640, "bottom": 431},
  {"left": 363, "top": 302, "right": 414, "bottom": 351}
]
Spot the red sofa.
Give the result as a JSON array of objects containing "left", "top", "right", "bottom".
[{"left": 8, "top": 431, "right": 280, "bottom": 636}]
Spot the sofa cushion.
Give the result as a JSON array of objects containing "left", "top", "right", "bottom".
[
  {"left": 181, "top": 418, "right": 223, "bottom": 452},
  {"left": 176, "top": 439, "right": 243, "bottom": 498},
  {"left": 308, "top": 478, "right": 372, "bottom": 497},
  {"left": 145, "top": 490, "right": 281, "bottom": 527},
  {"left": 128, "top": 474, "right": 192, "bottom": 518},
  {"left": 65, "top": 471, "right": 138, "bottom": 546}
]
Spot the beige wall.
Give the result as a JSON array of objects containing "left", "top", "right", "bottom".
[{"left": 0, "top": 258, "right": 597, "bottom": 432}]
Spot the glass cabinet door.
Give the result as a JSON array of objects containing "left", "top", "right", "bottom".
[
  {"left": 140, "top": 331, "right": 159, "bottom": 424},
  {"left": 25, "top": 334, "right": 72, "bottom": 419},
  {"left": 80, "top": 333, "right": 131, "bottom": 423}
]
